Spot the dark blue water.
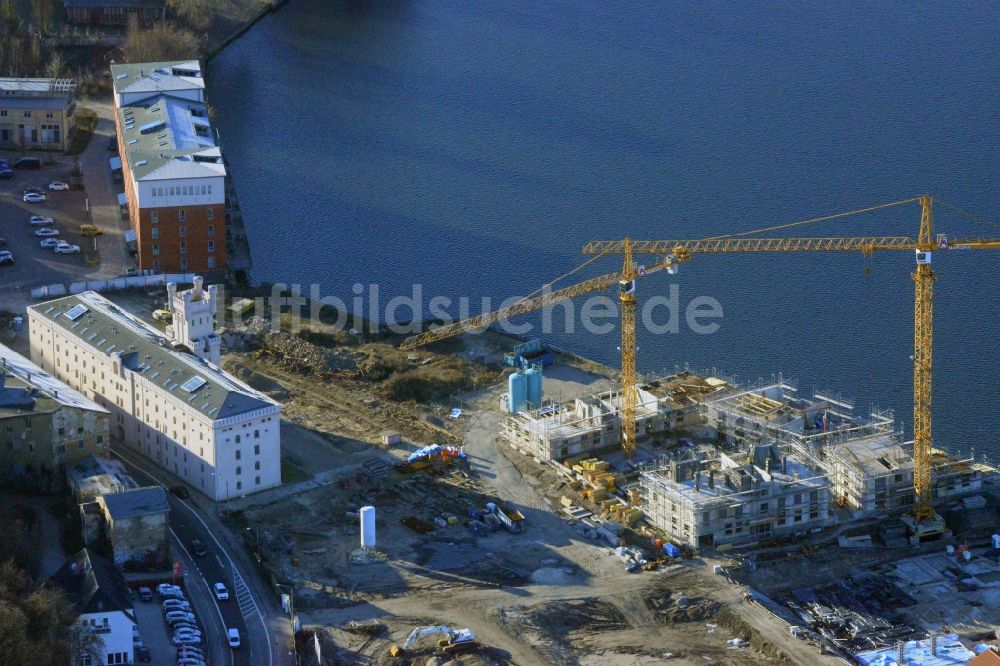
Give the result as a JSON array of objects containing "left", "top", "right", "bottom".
[{"left": 208, "top": 1, "right": 1000, "bottom": 458}]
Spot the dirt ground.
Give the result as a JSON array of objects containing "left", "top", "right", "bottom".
[
  {"left": 88, "top": 292, "right": 838, "bottom": 665},
  {"left": 216, "top": 348, "right": 836, "bottom": 665}
]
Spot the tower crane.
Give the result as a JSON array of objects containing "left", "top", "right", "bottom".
[
  {"left": 582, "top": 195, "right": 1000, "bottom": 533},
  {"left": 399, "top": 195, "right": 999, "bottom": 532}
]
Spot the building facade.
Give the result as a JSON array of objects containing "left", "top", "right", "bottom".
[
  {"left": 28, "top": 290, "right": 281, "bottom": 501},
  {"left": 64, "top": 0, "right": 165, "bottom": 27},
  {"left": 83, "top": 486, "right": 170, "bottom": 569},
  {"left": 109, "top": 61, "right": 228, "bottom": 273},
  {"left": 0, "top": 344, "right": 110, "bottom": 488},
  {"left": 0, "top": 78, "right": 76, "bottom": 151},
  {"left": 640, "top": 447, "right": 835, "bottom": 549},
  {"left": 48, "top": 549, "right": 136, "bottom": 666}
]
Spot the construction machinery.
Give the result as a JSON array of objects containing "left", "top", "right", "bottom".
[
  {"left": 399, "top": 195, "right": 1000, "bottom": 534},
  {"left": 582, "top": 195, "right": 1000, "bottom": 535},
  {"left": 388, "top": 625, "right": 476, "bottom": 656}
]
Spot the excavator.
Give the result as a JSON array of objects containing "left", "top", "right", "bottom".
[{"left": 388, "top": 625, "right": 477, "bottom": 657}]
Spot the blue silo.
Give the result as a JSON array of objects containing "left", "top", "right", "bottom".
[
  {"left": 508, "top": 370, "right": 527, "bottom": 413},
  {"left": 525, "top": 366, "right": 543, "bottom": 408}
]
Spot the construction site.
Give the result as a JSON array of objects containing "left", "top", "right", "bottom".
[{"left": 84, "top": 195, "right": 1000, "bottom": 664}]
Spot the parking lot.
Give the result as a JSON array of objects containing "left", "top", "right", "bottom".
[
  {"left": 0, "top": 157, "right": 97, "bottom": 290},
  {"left": 0, "top": 110, "right": 134, "bottom": 307}
]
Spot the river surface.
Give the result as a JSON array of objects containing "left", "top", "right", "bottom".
[{"left": 208, "top": 1, "right": 1000, "bottom": 458}]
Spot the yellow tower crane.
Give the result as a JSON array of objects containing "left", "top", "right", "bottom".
[
  {"left": 399, "top": 195, "right": 999, "bottom": 532},
  {"left": 582, "top": 195, "right": 1000, "bottom": 533}
]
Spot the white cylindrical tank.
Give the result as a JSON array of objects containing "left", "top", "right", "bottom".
[{"left": 360, "top": 506, "right": 376, "bottom": 548}]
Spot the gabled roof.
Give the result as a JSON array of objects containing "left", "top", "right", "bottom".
[
  {"left": 111, "top": 61, "right": 203, "bottom": 99},
  {"left": 47, "top": 549, "right": 133, "bottom": 616},
  {"left": 100, "top": 486, "right": 169, "bottom": 520},
  {"left": 29, "top": 292, "right": 277, "bottom": 421},
  {"left": 0, "top": 343, "right": 109, "bottom": 417}
]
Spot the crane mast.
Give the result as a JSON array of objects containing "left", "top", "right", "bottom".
[
  {"left": 911, "top": 195, "right": 936, "bottom": 524},
  {"left": 619, "top": 239, "right": 638, "bottom": 457}
]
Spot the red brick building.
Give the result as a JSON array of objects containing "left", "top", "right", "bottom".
[{"left": 110, "top": 61, "right": 227, "bottom": 273}]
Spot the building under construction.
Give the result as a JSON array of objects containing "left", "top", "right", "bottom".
[
  {"left": 503, "top": 369, "right": 992, "bottom": 547},
  {"left": 501, "top": 371, "right": 727, "bottom": 462}
]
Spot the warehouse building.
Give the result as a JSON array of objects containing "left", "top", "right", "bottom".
[
  {"left": 28, "top": 290, "right": 281, "bottom": 501},
  {"left": 110, "top": 60, "right": 227, "bottom": 273},
  {"left": 0, "top": 344, "right": 110, "bottom": 489}
]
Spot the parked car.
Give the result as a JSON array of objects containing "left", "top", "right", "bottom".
[
  {"left": 135, "top": 646, "right": 151, "bottom": 662},
  {"left": 23, "top": 187, "right": 43, "bottom": 195},
  {"left": 162, "top": 599, "right": 191, "bottom": 611},
  {"left": 177, "top": 646, "right": 204, "bottom": 659},
  {"left": 40, "top": 238, "right": 61, "bottom": 249},
  {"left": 190, "top": 539, "right": 207, "bottom": 557},
  {"left": 23, "top": 193, "right": 46, "bottom": 203},
  {"left": 170, "top": 485, "right": 190, "bottom": 499},
  {"left": 107, "top": 136, "right": 117, "bottom": 151},
  {"left": 35, "top": 228, "right": 59, "bottom": 237},
  {"left": 177, "top": 657, "right": 206, "bottom": 666},
  {"left": 29, "top": 216, "right": 53, "bottom": 225},
  {"left": 54, "top": 243, "right": 80, "bottom": 254},
  {"left": 12, "top": 156, "right": 41, "bottom": 169},
  {"left": 48, "top": 181, "right": 69, "bottom": 191},
  {"left": 137, "top": 586, "right": 152, "bottom": 602},
  {"left": 0, "top": 254, "right": 13, "bottom": 266},
  {"left": 152, "top": 309, "right": 172, "bottom": 321},
  {"left": 227, "top": 627, "right": 241, "bottom": 648},
  {"left": 173, "top": 628, "right": 202, "bottom": 640},
  {"left": 78, "top": 224, "right": 103, "bottom": 236},
  {"left": 156, "top": 583, "right": 182, "bottom": 595},
  {"left": 0, "top": 168, "right": 12, "bottom": 179},
  {"left": 0, "top": 238, "right": 6, "bottom": 247},
  {"left": 172, "top": 634, "right": 201, "bottom": 647},
  {"left": 165, "top": 612, "right": 196, "bottom": 625},
  {"left": 213, "top": 582, "right": 229, "bottom": 600},
  {"left": 159, "top": 589, "right": 185, "bottom": 601},
  {"left": 171, "top": 621, "right": 199, "bottom": 632}
]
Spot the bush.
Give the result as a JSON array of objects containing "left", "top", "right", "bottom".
[
  {"left": 65, "top": 107, "right": 97, "bottom": 155},
  {"left": 122, "top": 22, "right": 200, "bottom": 63}
]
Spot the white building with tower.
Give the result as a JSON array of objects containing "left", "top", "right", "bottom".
[
  {"left": 166, "top": 276, "right": 221, "bottom": 365},
  {"left": 27, "top": 288, "right": 281, "bottom": 501}
]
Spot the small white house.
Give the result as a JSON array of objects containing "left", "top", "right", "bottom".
[{"left": 48, "top": 549, "right": 136, "bottom": 666}]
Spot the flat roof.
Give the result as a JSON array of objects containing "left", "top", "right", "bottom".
[
  {"left": 29, "top": 291, "right": 276, "bottom": 421},
  {"left": 0, "top": 77, "right": 75, "bottom": 95}
]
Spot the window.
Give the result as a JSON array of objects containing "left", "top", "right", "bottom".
[
  {"left": 153, "top": 258, "right": 161, "bottom": 270},
  {"left": 236, "top": 466, "right": 241, "bottom": 475},
  {"left": 46, "top": 112, "right": 54, "bottom": 118},
  {"left": 151, "top": 227, "right": 159, "bottom": 239},
  {"left": 96, "top": 435, "right": 103, "bottom": 443},
  {"left": 22, "top": 111, "right": 30, "bottom": 118},
  {"left": 58, "top": 427, "right": 65, "bottom": 435},
  {"left": 236, "top": 481, "right": 242, "bottom": 491},
  {"left": 56, "top": 444, "right": 66, "bottom": 454},
  {"left": 151, "top": 211, "right": 158, "bottom": 224},
  {"left": 179, "top": 242, "right": 187, "bottom": 254},
  {"left": 178, "top": 210, "right": 186, "bottom": 222},
  {"left": 206, "top": 207, "right": 214, "bottom": 221},
  {"left": 256, "top": 476, "right": 261, "bottom": 485},
  {"left": 151, "top": 244, "right": 160, "bottom": 256},
  {"left": 207, "top": 225, "right": 215, "bottom": 237},
  {"left": 179, "top": 226, "right": 187, "bottom": 238},
  {"left": 180, "top": 258, "right": 188, "bottom": 271},
  {"left": 207, "top": 240, "right": 215, "bottom": 252},
  {"left": 207, "top": 256, "right": 216, "bottom": 269},
  {"left": 254, "top": 461, "right": 260, "bottom": 471},
  {"left": 235, "top": 435, "right": 241, "bottom": 444},
  {"left": 235, "top": 449, "right": 241, "bottom": 459},
  {"left": 0, "top": 110, "right": 6, "bottom": 117},
  {"left": 254, "top": 444, "right": 260, "bottom": 455},
  {"left": 254, "top": 429, "right": 260, "bottom": 439}
]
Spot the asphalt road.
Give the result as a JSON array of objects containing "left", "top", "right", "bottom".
[{"left": 113, "top": 449, "right": 267, "bottom": 666}]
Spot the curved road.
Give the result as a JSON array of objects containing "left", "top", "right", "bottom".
[{"left": 113, "top": 448, "right": 283, "bottom": 666}]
